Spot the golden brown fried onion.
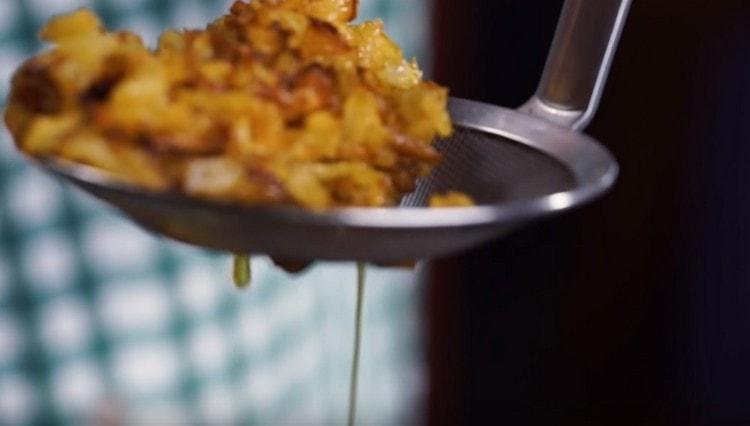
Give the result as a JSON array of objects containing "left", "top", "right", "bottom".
[{"left": 5, "top": 0, "right": 458, "bottom": 211}]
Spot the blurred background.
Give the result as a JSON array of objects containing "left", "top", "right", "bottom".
[
  {"left": 0, "top": 0, "right": 428, "bottom": 424},
  {"left": 4, "top": 0, "right": 750, "bottom": 425},
  {"left": 427, "top": 0, "right": 750, "bottom": 424}
]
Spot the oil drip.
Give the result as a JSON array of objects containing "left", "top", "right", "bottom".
[
  {"left": 348, "top": 263, "right": 366, "bottom": 426},
  {"left": 233, "top": 254, "right": 251, "bottom": 289}
]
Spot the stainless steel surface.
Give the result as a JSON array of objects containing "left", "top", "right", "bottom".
[
  {"left": 32, "top": 98, "right": 618, "bottom": 261},
  {"left": 520, "top": 0, "right": 632, "bottom": 130}
]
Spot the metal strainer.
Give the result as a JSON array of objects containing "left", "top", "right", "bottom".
[{"left": 33, "top": 0, "right": 631, "bottom": 262}]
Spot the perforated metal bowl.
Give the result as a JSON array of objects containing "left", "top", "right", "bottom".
[{"left": 29, "top": 0, "right": 632, "bottom": 262}]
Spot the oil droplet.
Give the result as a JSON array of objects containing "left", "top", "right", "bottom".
[{"left": 233, "top": 254, "right": 251, "bottom": 289}]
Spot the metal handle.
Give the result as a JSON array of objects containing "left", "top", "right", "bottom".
[{"left": 519, "top": 0, "right": 632, "bottom": 131}]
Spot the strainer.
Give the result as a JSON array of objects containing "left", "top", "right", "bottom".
[{"left": 31, "top": 0, "right": 631, "bottom": 262}]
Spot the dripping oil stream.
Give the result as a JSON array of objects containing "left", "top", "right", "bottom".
[
  {"left": 233, "top": 254, "right": 251, "bottom": 289},
  {"left": 348, "top": 263, "right": 366, "bottom": 426},
  {"left": 231, "top": 257, "right": 366, "bottom": 425}
]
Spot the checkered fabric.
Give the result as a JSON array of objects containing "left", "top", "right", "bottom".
[{"left": 0, "top": 1, "right": 430, "bottom": 424}]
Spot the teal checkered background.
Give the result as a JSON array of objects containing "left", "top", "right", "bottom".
[{"left": 0, "top": 1, "right": 431, "bottom": 424}]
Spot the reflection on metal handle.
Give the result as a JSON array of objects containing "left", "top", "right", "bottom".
[{"left": 520, "top": 0, "right": 632, "bottom": 131}]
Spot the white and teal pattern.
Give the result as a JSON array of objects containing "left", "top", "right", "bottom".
[{"left": 0, "top": 0, "right": 430, "bottom": 424}]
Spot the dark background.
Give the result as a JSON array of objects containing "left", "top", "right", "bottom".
[{"left": 426, "top": 0, "right": 750, "bottom": 424}]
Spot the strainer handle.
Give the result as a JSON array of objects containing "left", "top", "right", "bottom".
[{"left": 519, "top": 0, "right": 632, "bottom": 131}]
